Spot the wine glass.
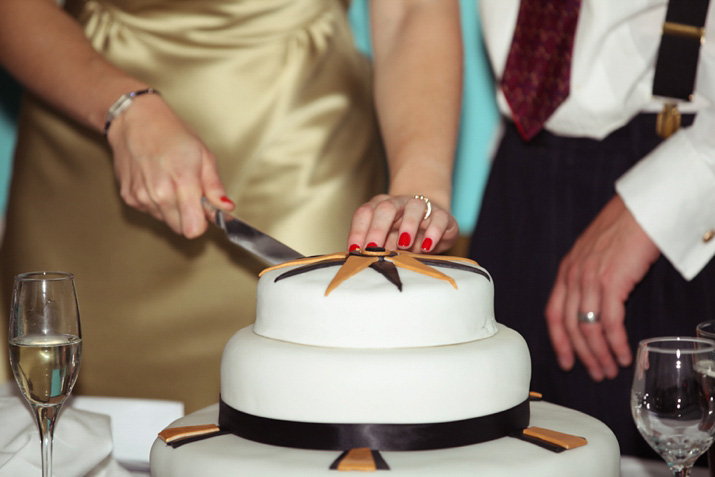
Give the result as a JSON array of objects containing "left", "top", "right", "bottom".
[
  {"left": 697, "top": 321, "right": 715, "bottom": 477},
  {"left": 697, "top": 321, "right": 715, "bottom": 342},
  {"left": 631, "top": 337, "right": 715, "bottom": 477},
  {"left": 8, "top": 271, "right": 82, "bottom": 477}
]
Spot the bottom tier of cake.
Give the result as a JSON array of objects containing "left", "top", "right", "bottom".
[{"left": 150, "top": 400, "right": 621, "bottom": 476}]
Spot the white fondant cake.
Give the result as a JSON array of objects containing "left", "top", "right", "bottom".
[
  {"left": 221, "top": 323, "right": 529, "bottom": 423},
  {"left": 253, "top": 252, "right": 497, "bottom": 348},
  {"left": 151, "top": 401, "right": 621, "bottom": 476},
  {"left": 150, "top": 250, "right": 620, "bottom": 475},
  {"left": 223, "top": 250, "right": 526, "bottom": 424}
]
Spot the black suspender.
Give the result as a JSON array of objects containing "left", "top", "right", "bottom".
[{"left": 654, "top": 0, "right": 711, "bottom": 138}]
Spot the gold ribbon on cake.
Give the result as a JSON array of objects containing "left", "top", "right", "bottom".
[
  {"left": 158, "top": 424, "right": 227, "bottom": 448},
  {"left": 329, "top": 447, "right": 391, "bottom": 471},
  {"left": 260, "top": 247, "right": 488, "bottom": 295}
]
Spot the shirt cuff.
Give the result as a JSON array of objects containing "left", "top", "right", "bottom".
[{"left": 615, "top": 129, "right": 715, "bottom": 280}]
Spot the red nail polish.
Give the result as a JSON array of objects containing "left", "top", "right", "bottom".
[
  {"left": 349, "top": 244, "right": 360, "bottom": 252},
  {"left": 398, "top": 232, "right": 411, "bottom": 248},
  {"left": 367, "top": 242, "right": 378, "bottom": 248},
  {"left": 220, "top": 196, "right": 234, "bottom": 206},
  {"left": 421, "top": 238, "right": 433, "bottom": 251}
]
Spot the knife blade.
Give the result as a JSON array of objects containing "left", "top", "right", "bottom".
[{"left": 202, "top": 198, "right": 304, "bottom": 266}]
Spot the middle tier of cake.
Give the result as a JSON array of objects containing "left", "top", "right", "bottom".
[{"left": 220, "top": 324, "right": 531, "bottom": 424}]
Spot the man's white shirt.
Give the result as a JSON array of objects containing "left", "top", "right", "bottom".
[{"left": 481, "top": 0, "right": 715, "bottom": 280}]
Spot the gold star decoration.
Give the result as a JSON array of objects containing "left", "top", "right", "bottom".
[{"left": 259, "top": 247, "right": 489, "bottom": 296}]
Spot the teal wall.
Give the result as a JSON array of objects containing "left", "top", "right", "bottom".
[
  {"left": 453, "top": 0, "right": 498, "bottom": 234},
  {"left": 0, "top": 70, "right": 20, "bottom": 221},
  {"left": 348, "top": 0, "right": 498, "bottom": 235}
]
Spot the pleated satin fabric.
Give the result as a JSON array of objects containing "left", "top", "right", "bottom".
[{"left": 0, "top": 0, "right": 385, "bottom": 412}]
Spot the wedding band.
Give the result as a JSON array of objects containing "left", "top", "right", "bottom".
[
  {"left": 577, "top": 311, "right": 599, "bottom": 324},
  {"left": 414, "top": 195, "right": 432, "bottom": 220}
]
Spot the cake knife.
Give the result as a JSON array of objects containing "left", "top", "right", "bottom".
[{"left": 202, "top": 197, "right": 304, "bottom": 265}]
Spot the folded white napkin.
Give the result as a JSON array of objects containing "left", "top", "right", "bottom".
[
  {"left": 0, "top": 396, "right": 132, "bottom": 477},
  {"left": 70, "top": 395, "right": 184, "bottom": 469}
]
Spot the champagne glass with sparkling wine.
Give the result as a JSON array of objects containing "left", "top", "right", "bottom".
[
  {"left": 8, "top": 272, "right": 82, "bottom": 477},
  {"left": 631, "top": 337, "right": 715, "bottom": 477}
]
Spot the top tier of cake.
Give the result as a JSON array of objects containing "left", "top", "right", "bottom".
[{"left": 253, "top": 249, "right": 497, "bottom": 349}]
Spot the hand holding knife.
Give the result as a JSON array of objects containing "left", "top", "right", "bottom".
[{"left": 202, "top": 197, "right": 304, "bottom": 266}]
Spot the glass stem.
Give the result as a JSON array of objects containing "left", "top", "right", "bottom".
[
  {"left": 34, "top": 405, "right": 59, "bottom": 477},
  {"left": 671, "top": 466, "right": 691, "bottom": 477}
]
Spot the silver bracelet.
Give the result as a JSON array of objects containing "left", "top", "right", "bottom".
[{"left": 103, "top": 88, "right": 160, "bottom": 137}]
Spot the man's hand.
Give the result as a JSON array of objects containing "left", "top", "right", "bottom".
[{"left": 544, "top": 195, "right": 660, "bottom": 381}]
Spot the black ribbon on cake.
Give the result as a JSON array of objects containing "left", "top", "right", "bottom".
[{"left": 218, "top": 397, "right": 530, "bottom": 451}]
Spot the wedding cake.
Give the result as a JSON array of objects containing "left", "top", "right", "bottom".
[{"left": 150, "top": 248, "right": 620, "bottom": 475}]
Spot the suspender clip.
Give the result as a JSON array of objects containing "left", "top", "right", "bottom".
[
  {"left": 656, "top": 102, "right": 681, "bottom": 139},
  {"left": 662, "top": 22, "right": 706, "bottom": 44}
]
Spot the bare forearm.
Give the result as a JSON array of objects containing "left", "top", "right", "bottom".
[
  {"left": 0, "top": 0, "right": 147, "bottom": 132},
  {"left": 370, "top": 0, "right": 462, "bottom": 209},
  {"left": 0, "top": 0, "right": 230, "bottom": 238}
]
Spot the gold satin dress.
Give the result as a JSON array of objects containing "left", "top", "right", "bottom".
[{"left": 0, "top": 0, "right": 385, "bottom": 411}]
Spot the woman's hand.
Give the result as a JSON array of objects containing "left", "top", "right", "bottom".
[
  {"left": 348, "top": 194, "right": 458, "bottom": 253},
  {"left": 361, "top": 1, "right": 461, "bottom": 255},
  {"left": 106, "top": 93, "right": 231, "bottom": 238},
  {"left": 0, "top": 0, "right": 234, "bottom": 238}
]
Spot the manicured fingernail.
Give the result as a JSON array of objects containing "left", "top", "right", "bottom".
[
  {"left": 398, "top": 232, "right": 411, "bottom": 248},
  {"left": 220, "top": 196, "right": 234, "bottom": 207},
  {"left": 349, "top": 244, "right": 360, "bottom": 252},
  {"left": 367, "top": 242, "right": 378, "bottom": 248},
  {"left": 421, "top": 238, "right": 433, "bottom": 251}
]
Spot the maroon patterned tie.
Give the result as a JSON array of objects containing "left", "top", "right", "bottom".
[{"left": 501, "top": 0, "right": 582, "bottom": 141}]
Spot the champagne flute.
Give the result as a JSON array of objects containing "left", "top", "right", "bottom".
[
  {"left": 631, "top": 337, "right": 715, "bottom": 477},
  {"left": 8, "top": 271, "right": 82, "bottom": 477}
]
